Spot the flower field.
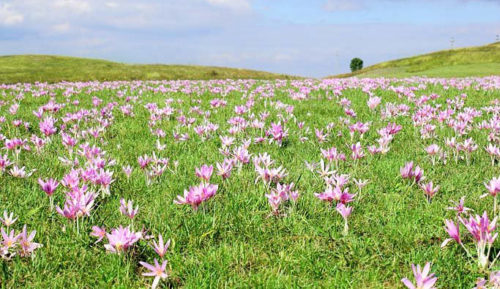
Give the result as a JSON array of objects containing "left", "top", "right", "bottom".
[{"left": 0, "top": 77, "right": 499, "bottom": 288}]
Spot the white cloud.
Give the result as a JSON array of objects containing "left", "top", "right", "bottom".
[
  {"left": 51, "top": 22, "right": 71, "bottom": 33},
  {"left": 105, "top": 2, "right": 118, "bottom": 8},
  {"left": 53, "top": 0, "right": 91, "bottom": 13},
  {"left": 0, "top": 4, "right": 24, "bottom": 26},
  {"left": 205, "top": 0, "right": 251, "bottom": 12}
]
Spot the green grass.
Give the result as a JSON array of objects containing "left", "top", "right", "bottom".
[
  {"left": 0, "top": 55, "right": 296, "bottom": 83},
  {"left": 331, "top": 42, "right": 500, "bottom": 78},
  {"left": 0, "top": 78, "right": 499, "bottom": 288}
]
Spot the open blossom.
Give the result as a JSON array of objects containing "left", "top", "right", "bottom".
[
  {"left": 216, "top": 159, "right": 233, "bottom": 180},
  {"left": 255, "top": 165, "right": 288, "bottom": 185},
  {"left": 38, "top": 178, "right": 59, "bottom": 196},
  {"left": 150, "top": 234, "right": 170, "bottom": 259},
  {"left": 119, "top": 198, "right": 139, "bottom": 219},
  {"left": 484, "top": 176, "right": 500, "bottom": 197},
  {"left": 122, "top": 165, "right": 133, "bottom": 178},
  {"left": 446, "top": 197, "right": 471, "bottom": 215},
  {"left": 315, "top": 186, "right": 355, "bottom": 204},
  {"left": 233, "top": 146, "right": 251, "bottom": 164},
  {"left": 265, "top": 182, "right": 299, "bottom": 215},
  {"left": 425, "top": 144, "right": 440, "bottom": 156},
  {"left": 139, "top": 259, "right": 168, "bottom": 289},
  {"left": 56, "top": 186, "right": 96, "bottom": 220},
  {"left": 174, "top": 183, "right": 218, "bottom": 211},
  {"left": 104, "top": 226, "right": 141, "bottom": 253},
  {"left": 419, "top": 181, "right": 439, "bottom": 201},
  {"left": 90, "top": 226, "right": 106, "bottom": 243},
  {"left": 460, "top": 212, "right": 498, "bottom": 245},
  {"left": 1, "top": 228, "right": 19, "bottom": 252},
  {"left": 39, "top": 116, "right": 57, "bottom": 136},
  {"left": 367, "top": 96, "right": 381, "bottom": 110},
  {"left": 401, "top": 262, "right": 437, "bottom": 289},
  {"left": 350, "top": 142, "right": 365, "bottom": 160},
  {"left": 0, "top": 211, "right": 17, "bottom": 227},
  {"left": 18, "top": 225, "right": 42, "bottom": 257},
  {"left": 138, "top": 155, "right": 152, "bottom": 170},
  {"left": 61, "top": 169, "right": 80, "bottom": 189},
  {"left": 336, "top": 203, "right": 352, "bottom": 220},
  {"left": 9, "top": 165, "right": 34, "bottom": 178},
  {"left": 353, "top": 178, "right": 369, "bottom": 193},
  {"left": 315, "top": 128, "right": 328, "bottom": 143},
  {"left": 453, "top": 211, "right": 498, "bottom": 269},
  {"left": 195, "top": 164, "right": 213, "bottom": 181}
]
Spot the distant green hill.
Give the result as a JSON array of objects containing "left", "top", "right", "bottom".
[
  {"left": 330, "top": 42, "right": 500, "bottom": 78},
  {"left": 0, "top": 55, "right": 296, "bottom": 83}
]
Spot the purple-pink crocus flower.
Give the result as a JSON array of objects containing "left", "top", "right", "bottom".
[
  {"left": 139, "top": 259, "right": 168, "bottom": 289},
  {"left": 401, "top": 262, "right": 437, "bottom": 289}
]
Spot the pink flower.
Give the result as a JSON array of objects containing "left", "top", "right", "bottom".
[
  {"left": 413, "top": 166, "right": 425, "bottom": 183},
  {"left": 0, "top": 211, "right": 17, "bottom": 227},
  {"left": 216, "top": 159, "right": 233, "bottom": 180},
  {"left": 195, "top": 164, "right": 213, "bottom": 181},
  {"left": 56, "top": 186, "right": 96, "bottom": 220},
  {"left": 268, "top": 122, "right": 288, "bottom": 145},
  {"left": 122, "top": 165, "right": 133, "bottom": 178},
  {"left": 441, "top": 219, "right": 461, "bottom": 247},
  {"left": 460, "top": 212, "right": 497, "bottom": 245},
  {"left": 350, "top": 142, "right": 365, "bottom": 160},
  {"left": 1, "top": 227, "right": 19, "bottom": 251},
  {"left": 150, "top": 234, "right": 170, "bottom": 259},
  {"left": 336, "top": 203, "right": 352, "bottom": 220},
  {"left": 90, "top": 226, "right": 106, "bottom": 243},
  {"left": 18, "top": 225, "right": 42, "bottom": 257},
  {"left": 401, "top": 262, "right": 437, "bottom": 289},
  {"left": 0, "top": 154, "right": 12, "bottom": 172},
  {"left": 400, "top": 161, "right": 414, "bottom": 179},
  {"left": 119, "top": 198, "right": 139, "bottom": 219},
  {"left": 484, "top": 176, "right": 500, "bottom": 197},
  {"left": 38, "top": 178, "right": 59, "bottom": 196},
  {"left": 419, "top": 181, "right": 439, "bottom": 200},
  {"left": 425, "top": 144, "right": 440, "bottom": 156},
  {"left": 39, "top": 116, "right": 57, "bottom": 136},
  {"left": 367, "top": 96, "right": 381, "bottom": 110},
  {"left": 104, "top": 226, "right": 141, "bottom": 253},
  {"left": 139, "top": 259, "right": 168, "bottom": 289},
  {"left": 446, "top": 197, "right": 471, "bottom": 215},
  {"left": 174, "top": 183, "right": 218, "bottom": 211}
]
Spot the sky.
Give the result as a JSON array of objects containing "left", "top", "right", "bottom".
[{"left": 0, "top": 0, "right": 499, "bottom": 77}]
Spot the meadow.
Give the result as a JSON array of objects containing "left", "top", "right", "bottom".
[{"left": 0, "top": 77, "right": 499, "bottom": 288}]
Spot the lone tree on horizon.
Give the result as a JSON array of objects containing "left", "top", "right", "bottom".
[{"left": 350, "top": 58, "right": 363, "bottom": 72}]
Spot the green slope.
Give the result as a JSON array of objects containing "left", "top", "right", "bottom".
[
  {"left": 331, "top": 42, "right": 500, "bottom": 78},
  {"left": 0, "top": 55, "right": 296, "bottom": 83}
]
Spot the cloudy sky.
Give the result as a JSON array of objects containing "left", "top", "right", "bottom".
[{"left": 0, "top": 0, "right": 499, "bottom": 77}]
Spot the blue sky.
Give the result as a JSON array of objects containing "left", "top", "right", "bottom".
[{"left": 0, "top": 0, "right": 499, "bottom": 77}]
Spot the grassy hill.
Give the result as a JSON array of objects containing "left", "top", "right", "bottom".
[
  {"left": 0, "top": 55, "right": 296, "bottom": 83},
  {"left": 331, "top": 42, "right": 500, "bottom": 78}
]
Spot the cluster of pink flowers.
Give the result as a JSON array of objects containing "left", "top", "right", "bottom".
[
  {"left": 0, "top": 211, "right": 41, "bottom": 260},
  {"left": 175, "top": 164, "right": 219, "bottom": 211}
]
